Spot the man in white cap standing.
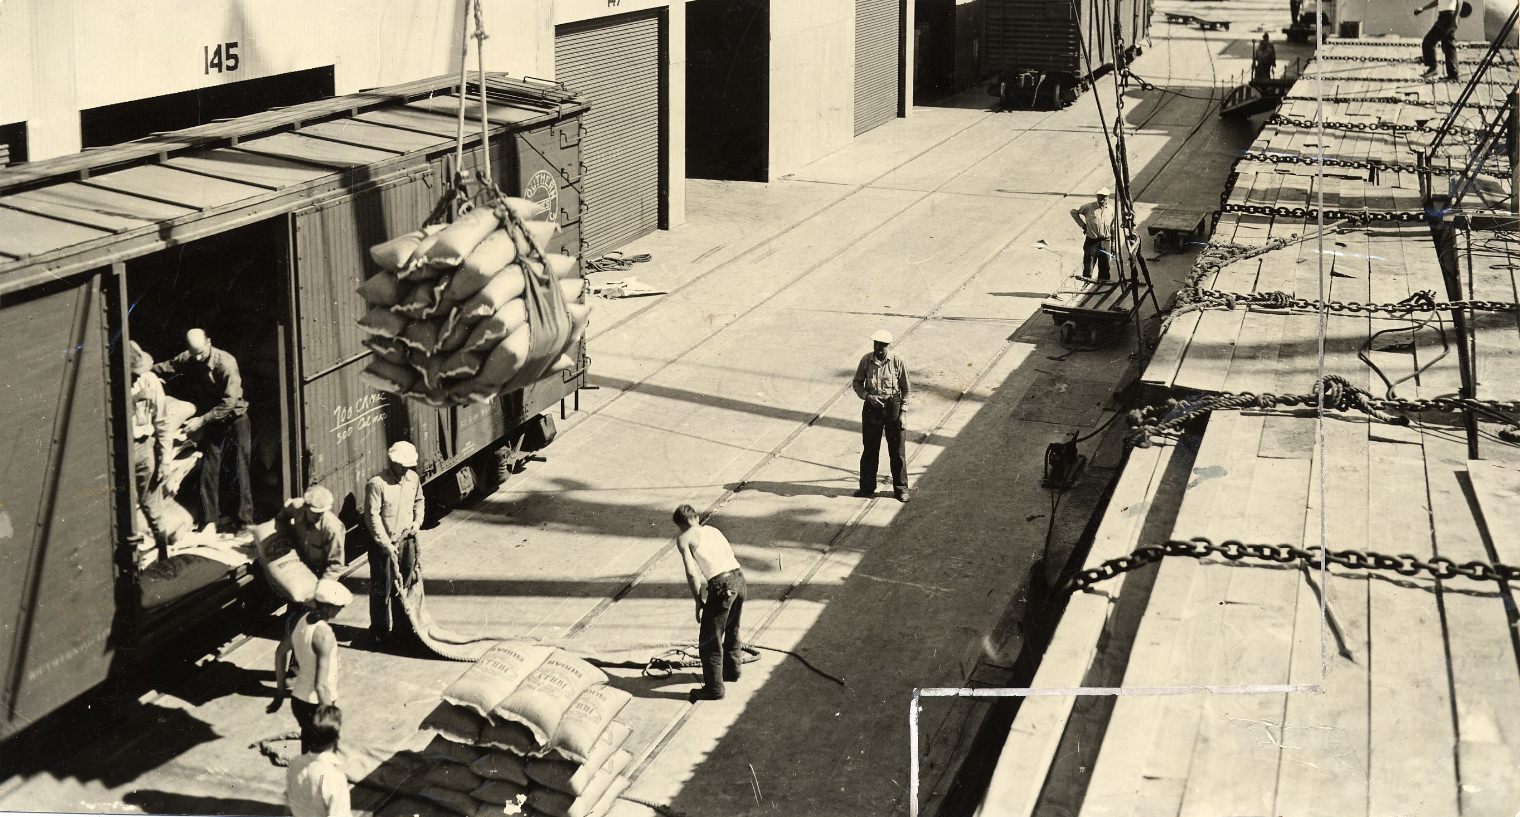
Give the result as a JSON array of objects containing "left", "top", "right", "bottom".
[
  {"left": 271, "top": 577, "right": 351, "bottom": 753},
  {"left": 852, "top": 330, "right": 911, "bottom": 502},
  {"left": 1069, "top": 186, "right": 1116, "bottom": 281},
  {"left": 363, "top": 441, "right": 425, "bottom": 647},
  {"left": 273, "top": 486, "right": 347, "bottom": 584},
  {"left": 129, "top": 341, "right": 174, "bottom": 556}
]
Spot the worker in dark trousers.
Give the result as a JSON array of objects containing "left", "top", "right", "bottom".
[
  {"left": 672, "top": 505, "right": 746, "bottom": 702},
  {"left": 154, "top": 328, "right": 253, "bottom": 534},
  {"left": 1253, "top": 34, "right": 1277, "bottom": 83},
  {"left": 1415, "top": 0, "right": 1463, "bottom": 81},
  {"left": 363, "top": 441, "right": 425, "bottom": 648},
  {"left": 273, "top": 486, "right": 348, "bottom": 584},
  {"left": 1289, "top": 0, "right": 1301, "bottom": 25},
  {"left": 129, "top": 341, "right": 173, "bottom": 557},
  {"left": 271, "top": 579, "right": 349, "bottom": 753},
  {"left": 1070, "top": 187, "right": 1116, "bottom": 281},
  {"left": 852, "top": 330, "right": 911, "bottom": 503}
]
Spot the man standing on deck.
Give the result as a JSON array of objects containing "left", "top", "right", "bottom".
[
  {"left": 1414, "top": 0, "right": 1464, "bottom": 81},
  {"left": 154, "top": 328, "right": 253, "bottom": 534},
  {"left": 1070, "top": 187, "right": 1116, "bottom": 281},
  {"left": 672, "top": 505, "right": 747, "bottom": 702},
  {"left": 363, "top": 441, "right": 425, "bottom": 648},
  {"left": 852, "top": 330, "right": 911, "bottom": 503},
  {"left": 1253, "top": 33, "right": 1278, "bottom": 83}
]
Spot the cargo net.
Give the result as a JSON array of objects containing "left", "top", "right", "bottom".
[{"left": 356, "top": 0, "right": 588, "bottom": 409}]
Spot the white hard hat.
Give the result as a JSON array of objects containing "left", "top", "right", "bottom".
[
  {"left": 871, "top": 329, "right": 893, "bottom": 345},
  {"left": 1096, "top": 186, "right": 1112, "bottom": 197},
  {"left": 388, "top": 441, "right": 419, "bottom": 468}
]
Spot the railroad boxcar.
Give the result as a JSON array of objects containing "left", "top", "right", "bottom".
[
  {"left": 985, "top": 0, "right": 1154, "bottom": 108},
  {"left": 0, "top": 75, "right": 590, "bottom": 741}
]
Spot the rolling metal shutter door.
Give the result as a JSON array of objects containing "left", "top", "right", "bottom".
[
  {"left": 855, "top": 0, "right": 900, "bottom": 135},
  {"left": 556, "top": 12, "right": 663, "bottom": 257}
]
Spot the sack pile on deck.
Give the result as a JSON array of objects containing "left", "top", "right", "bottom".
[
  {"left": 372, "top": 644, "right": 635, "bottom": 817},
  {"left": 357, "top": 199, "right": 590, "bottom": 408}
]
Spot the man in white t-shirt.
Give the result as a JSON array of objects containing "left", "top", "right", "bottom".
[
  {"left": 672, "top": 505, "right": 746, "bottom": 702},
  {"left": 286, "top": 704, "right": 350, "bottom": 817},
  {"left": 1414, "top": 0, "right": 1464, "bottom": 81}
]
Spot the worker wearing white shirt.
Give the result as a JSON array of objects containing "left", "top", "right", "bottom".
[
  {"left": 1414, "top": 0, "right": 1465, "bottom": 81},
  {"left": 286, "top": 704, "right": 350, "bottom": 817}
]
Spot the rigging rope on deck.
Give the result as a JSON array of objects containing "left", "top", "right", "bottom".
[{"left": 1064, "top": 536, "right": 1520, "bottom": 594}]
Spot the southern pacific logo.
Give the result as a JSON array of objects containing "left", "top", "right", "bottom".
[{"left": 524, "top": 170, "right": 559, "bottom": 223}]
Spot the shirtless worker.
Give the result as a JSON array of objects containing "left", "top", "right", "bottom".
[
  {"left": 271, "top": 579, "right": 351, "bottom": 752},
  {"left": 672, "top": 505, "right": 746, "bottom": 702}
]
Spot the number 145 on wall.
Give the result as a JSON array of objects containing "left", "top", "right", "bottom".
[{"left": 204, "top": 42, "right": 241, "bottom": 74}]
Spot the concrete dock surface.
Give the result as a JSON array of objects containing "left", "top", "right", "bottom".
[{"left": 0, "top": 3, "right": 1289, "bottom": 813}]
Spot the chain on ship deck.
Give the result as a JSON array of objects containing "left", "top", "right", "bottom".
[{"left": 975, "top": 35, "right": 1520, "bottom": 816}]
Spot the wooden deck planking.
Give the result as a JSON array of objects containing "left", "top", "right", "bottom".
[
  {"left": 1076, "top": 414, "right": 1264, "bottom": 816},
  {"left": 1365, "top": 431, "right": 1461, "bottom": 817},
  {"left": 1422, "top": 432, "right": 1520, "bottom": 816},
  {"left": 1325, "top": 227, "right": 1374, "bottom": 393},
  {"left": 1363, "top": 228, "right": 1422, "bottom": 397},
  {"left": 1273, "top": 415, "right": 1374, "bottom": 817},
  {"left": 976, "top": 444, "right": 1181, "bottom": 817},
  {"left": 1174, "top": 448, "right": 1309, "bottom": 817},
  {"left": 1396, "top": 231, "right": 1467, "bottom": 399},
  {"left": 1267, "top": 229, "right": 1328, "bottom": 393},
  {"left": 1173, "top": 217, "right": 1258, "bottom": 394},
  {"left": 1462, "top": 230, "right": 1520, "bottom": 402}
]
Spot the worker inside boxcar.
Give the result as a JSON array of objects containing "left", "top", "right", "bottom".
[
  {"left": 129, "top": 341, "right": 174, "bottom": 557},
  {"left": 153, "top": 328, "right": 254, "bottom": 535}
]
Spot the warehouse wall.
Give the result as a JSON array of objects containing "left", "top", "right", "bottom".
[
  {"left": 769, "top": 0, "right": 855, "bottom": 178},
  {"left": 0, "top": 0, "right": 555, "bottom": 161}
]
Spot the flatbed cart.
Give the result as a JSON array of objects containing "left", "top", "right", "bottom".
[
  {"left": 1146, "top": 206, "right": 1216, "bottom": 255},
  {"left": 1040, "top": 274, "right": 1154, "bottom": 348}
]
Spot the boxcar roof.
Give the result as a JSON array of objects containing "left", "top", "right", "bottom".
[{"left": 0, "top": 74, "right": 586, "bottom": 295}]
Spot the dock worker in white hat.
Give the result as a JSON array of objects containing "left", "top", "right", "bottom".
[
  {"left": 363, "top": 441, "right": 425, "bottom": 648},
  {"left": 851, "top": 329, "right": 911, "bottom": 502},
  {"left": 1070, "top": 185, "right": 1116, "bottom": 281},
  {"left": 271, "top": 577, "right": 352, "bottom": 754},
  {"left": 272, "top": 485, "right": 347, "bottom": 584}
]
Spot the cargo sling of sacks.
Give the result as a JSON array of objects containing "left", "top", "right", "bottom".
[{"left": 355, "top": 0, "right": 587, "bottom": 661}]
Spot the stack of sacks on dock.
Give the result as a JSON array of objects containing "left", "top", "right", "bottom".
[
  {"left": 371, "top": 644, "right": 635, "bottom": 817},
  {"left": 357, "top": 198, "right": 590, "bottom": 408}
]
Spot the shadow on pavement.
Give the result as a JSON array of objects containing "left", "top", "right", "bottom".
[{"left": 123, "top": 789, "right": 285, "bottom": 816}]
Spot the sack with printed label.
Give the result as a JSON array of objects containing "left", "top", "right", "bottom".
[
  {"left": 492, "top": 653, "right": 608, "bottom": 748},
  {"left": 547, "top": 686, "right": 631, "bottom": 765},
  {"left": 441, "top": 643, "right": 554, "bottom": 717}
]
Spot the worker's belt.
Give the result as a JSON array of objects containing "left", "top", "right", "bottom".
[{"left": 707, "top": 569, "right": 742, "bottom": 585}]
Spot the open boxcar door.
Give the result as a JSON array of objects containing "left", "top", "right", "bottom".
[{"left": 0, "top": 274, "right": 120, "bottom": 740}]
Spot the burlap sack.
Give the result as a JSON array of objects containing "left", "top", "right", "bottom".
[
  {"left": 459, "top": 263, "right": 528, "bottom": 320},
  {"left": 357, "top": 269, "right": 406, "bottom": 306},
  {"left": 444, "top": 229, "right": 520, "bottom": 305},
  {"left": 462, "top": 300, "right": 529, "bottom": 355},
  {"left": 528, "top": 722, "right": 631, "bottom": 795},
  {"left": 262, "top": 549, "right": 317, "bottom": 605},
  {"left": 472, "top": 330, "right": 531, "bottom": 389},
  {"left": 422, "top": 736, "right": 483, "bottom": 766},
  {"left": 471, "top": 779, "right": 530, "bottom": 806},
  {"left": 416, "top": 208, "right": 500, "bottom": 270},
  {"left": 492, "top": 653, "right": 608, "bottom": 748},
  {"left": 442, "top": 644, "right": 554, "bottom": 717},
  {"left": 421, "top": 762, "right": 485, "bottom": 794},
  {"left": 470, "top": 750, "right": 530, "bottom": 786},
  {"left": 525, "top": 750, "right": 630, "bottom": 817},
  {"left": 547, "top": 686, "right": 631, "bottom": 765},
  {"left": 421, "top": 702, "right": 486, "bottom": 745},
  {"left": 359, "top": 306, "right": 409, "bottom": 338},
  {"left": 364, "top": 336, "right": 410, "bottom": 366},
  {"left": 479, "top": 720, "right": 538, "bottom": 755},
  {"left": 369, "top": 225, "right": 436, "bottom": 273},
  {"left": 469, "top": 799, "right": 530, "bottom": 817},
  {"left": 418, "top": 786, "right": 477, "bottom": 817},
  {"left": 362, "top": 359, "right": 419, "bottom": 393},
  {"left": 395, "top": 275, "right": 453, "bottom": 320}
]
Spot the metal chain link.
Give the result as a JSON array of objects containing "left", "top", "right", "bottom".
[
  {"left": 1271, "top": 114, "right": 1485, "bottom": 137},
  {"left": 1178, "top": 287, "right": 1519, "bottom": 316},
  {"left": 1066, "top": 536, "right": 1520, "bottom": 594}
]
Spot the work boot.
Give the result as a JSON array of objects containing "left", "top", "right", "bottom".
[
  {"left": 688, "top": 686, "right": 725, "bottom": 702},
  {"left": 895, "top": 489, "right": 912, "bottom": 504},
  {"left": 723, "top": 655, "right": 743, "bottom": 683},
  {"left": 853, "top": 488, "right": 875, "bottom": 498}
]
